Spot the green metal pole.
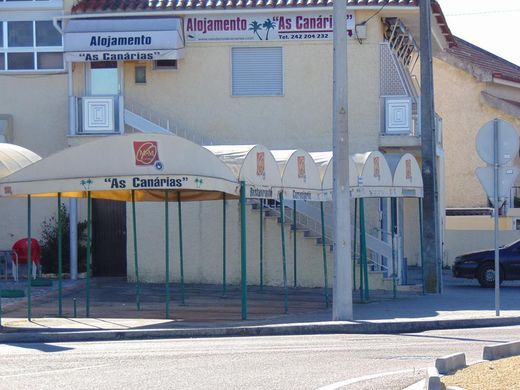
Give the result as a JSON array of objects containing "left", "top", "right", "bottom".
[
  {"left": 131, "top": 190, "right": 141, "bottom": 311},
  {"left": 353, "top": 198, "right": 357, "bottom": 292},
  {"left": 222, "top": 193, "right": 226, "bottom": 296},
  {"left": 293, "top": 200, "right": 297, "bottom": 288},
  {"left": 391, "top": 198, "right": 398, "bottom": 299},
  {"left": 419, "top": 198, "right": 425, "bottom": 295},
  {"left": 359, "top": 198, "right": 369, "bottom": 302},
  {"left": 177, "top": 192, "right": 185, "bottom": 305},
  {"left": 27, "top": 195, "right": 32, "bottom": 321},
  {"left": 240, "top": 182, "right": 247, "bottom": 320},
  {"left": 86, "top": 191, "right": 92, "bottom": 318},
  {"left": 259, "top": 199, "right": 264, "bottom": 291},
  {"left": 165, "top": 191, "right": 170, "bottom": 319},
  {"left": 320, "top": 202, "right": 329, "bottom": 308},
  {"left": 279, "top": 192, "right": 288, "bottom": 314},
  {"left": 57, "top": 193, "right": 63, "bottom": 317}
]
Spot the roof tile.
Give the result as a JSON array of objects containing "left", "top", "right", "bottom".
[
  {"left": 447, "top": 37, "right": 520, "bottom": 84},
  {"left": 71, "top": 0, "right": 420, "bottom": 13}
]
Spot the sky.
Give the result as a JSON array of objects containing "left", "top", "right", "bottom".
[{"left": 436, "top": 0, "right": 520, "bottom": 66}]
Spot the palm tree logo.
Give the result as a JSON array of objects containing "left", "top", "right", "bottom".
[
  {"left": 249, "top": 21, "right": 263, "bottom": 40},
  {"left": 262, "top": 19, "right": 276, "bottom": 40}
]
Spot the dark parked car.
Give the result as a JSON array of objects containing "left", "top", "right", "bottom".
[{"left": 453, "top": 239, "right": 520, "bottom": 287}]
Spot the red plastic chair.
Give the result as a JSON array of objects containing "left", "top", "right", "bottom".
[{"left": 11, "top": 238, "right": 41, "bottom": 281}]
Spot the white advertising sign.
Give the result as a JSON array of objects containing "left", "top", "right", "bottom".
[{"left": 185, "top": 12, "right": 356, "bottom": 42}]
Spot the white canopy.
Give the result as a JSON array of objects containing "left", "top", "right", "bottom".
[
  {"left": 0, "top": 143, "right": 41, "bottom": 179},
  {"left": 351, "top": 151, "right": 394, "bottom": 198},
  {"left": 272, "top": 150, "right": 322, "bottom": 201},
  {"left": 311, "top": 151, "right": 358, "bottom": 201},
  {"left": 205, "top": 145, "right": 281, "bottom": 199},
  {"left": 0, "top": 134, "right": 239, "bottom": 201},
  {"left": 387, "top": 153, "right": 424, "bottom": 198}
]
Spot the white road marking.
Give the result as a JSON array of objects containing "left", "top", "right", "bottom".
[
  {"left": 315, "top": 368, "right": 421, "bottom": 390},
  {"left": 0, "top": 364, "right": 111, "bottom": 378}
]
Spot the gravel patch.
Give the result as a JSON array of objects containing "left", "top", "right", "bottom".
[{"left": 441, "top": 356, "right": 520, "bottom": 390}]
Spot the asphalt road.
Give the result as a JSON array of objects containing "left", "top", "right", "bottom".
[{"left": 0, "top": 326, "right": 519, "bottom": 390}]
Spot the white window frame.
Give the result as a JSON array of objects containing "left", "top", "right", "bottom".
[
  {"left": 230, "top": 46, "right": 284, "bottom": 97},
  {"left": 0, "top": 12, "right": 64, "bottom": 73}
]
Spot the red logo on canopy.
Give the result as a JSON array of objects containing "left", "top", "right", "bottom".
[
  {"left": 256, "top": 152, "right": 265, "bottom": 176},
  {"left": 134, "top": 141, "right": 159, "bottom": 166}
]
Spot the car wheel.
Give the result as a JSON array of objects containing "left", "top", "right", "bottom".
[{"left": 477, "top": 263, "right": 503, "bottom": 288}]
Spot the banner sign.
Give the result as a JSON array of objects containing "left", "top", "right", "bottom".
[
  {"left": 64, "top": 49, "right": 184, "bottom": 62},
  {"left": 185, "top": 12, "right": 356, "bottom": 42}
]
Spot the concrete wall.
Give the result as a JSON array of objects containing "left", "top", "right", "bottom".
[
  {"left": 433, "top": 58, "right": 520, "bottom": 208},
  {"left": 121, "top": 10, "right": 382, "bottom": 152},
  {"left": 0, "top": 72, "right": 69, "bottom": 249},
  {"left": 126, "top": 199, "right": 335, "bottom": 288},
  {"left": 444, "top": 215, "right": 520, "bottom": 265}
]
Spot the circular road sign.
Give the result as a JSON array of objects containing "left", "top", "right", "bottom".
[{"left": 476, "top": 119, "right": 519, "bottom": 165}]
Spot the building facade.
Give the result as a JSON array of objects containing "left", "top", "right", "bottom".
[{"left": 0, "top": 0, "right": 451, "bottom": 287}]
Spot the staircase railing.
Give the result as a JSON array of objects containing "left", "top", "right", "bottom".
[{"left": 124, "top": 98, "right": 216, "bottom": 145}]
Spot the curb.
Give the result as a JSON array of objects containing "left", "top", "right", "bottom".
[
  {"left": 422, "top": 340, "right": 520, "bottom": 390},
  {"left": 2, "top": 317, "right": 520, "bottom": 344},
  {"left": 482, "top": 340, "right": 520, "bottom": 360}
]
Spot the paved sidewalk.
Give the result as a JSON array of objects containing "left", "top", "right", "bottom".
[{"left": 1, "top": 272, "right": 520, "bottom": 343}]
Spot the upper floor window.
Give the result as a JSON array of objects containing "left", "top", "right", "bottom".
[
  {"left": 231, "top": 47, "right": 283, "bottom": 97},
  {"left": 0, "top": 20, "right": 63, "bottom": 72}
]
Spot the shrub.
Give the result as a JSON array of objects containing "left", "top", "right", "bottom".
[{"left": 40, "top": 204, "right": 88, "bottom": 274}]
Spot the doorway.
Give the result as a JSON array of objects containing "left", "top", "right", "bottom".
[{"left": 92, "top": 199, "right": 127, "bottom": 277}]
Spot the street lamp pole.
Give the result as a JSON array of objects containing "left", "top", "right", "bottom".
[{"left": 332, "top": 0, "right": 353, "bottom": 320}]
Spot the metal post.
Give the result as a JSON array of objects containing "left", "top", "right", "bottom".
[
  {"left": 240, "top": 181, "right": 247, "bottom": 320},
  {"left": 293, "top": 200, "right": 297, "bottom": 287},
  {"left": 222, "top": 193, "right": 227, "bottom": 296},
  {"left": 165, "top": 191, "right": 170, "bottom": 319},
  {"left": 279, "top": 192, "right": 288, "bottom": 314},
  {"left": 332, "top": 0, "right": 353, "bottom": 320},
  {"left": 57, "top": 193, "right": 63, "bottom": 316},
  {"left": 260, "top": 199, "right": 264, "bottom": 291},
  {"left": 67, "top": 63, "right": 78, "bottom": 282},
  {"left": 419, "top": 198, "right": 425, "bottom": 295},
  {"left": 359, "top": 198, "right": 369, "bottom": 302},
  {"left": 353, "top": 198, "right": 357, "bottom": 291},
  {"left": 177, "top": 192, "right": 185, "bottom": 305},
  {"left": 86, "top": 191, "right": 92, "bottom": 318},
  {"left": 493, "top": 119, "right": 500, "bottom": 316},
  {"left": 69, "top": 198, "right": 78, "bottom": 280},
  {"left": 320, "top": 202, "right": 329, "bottom": 308},
  {"left": 420, "top": 0, "right": 441, "bottom": 293},
  {"left": 391, "top": 198, "right": 398, "bottom": 299},
  {"left": 131, "top": 190, "right": 141, "bottom": 311},
  {"left": 27, "top": 195, "right": 32, "bottom": 320}
]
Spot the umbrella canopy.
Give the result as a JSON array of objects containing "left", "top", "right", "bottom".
[
  {"left": 272, "top": 150, "right": 323, "bottom": 201},
  {"left": 0, "top": 133, "right": 239, "bottom": 201},
  {"left": 0, "top": 143, "right": 41, "bottom": 179},
  {"left": 205, "top": 144, "right": 282, "bottom": 199}
]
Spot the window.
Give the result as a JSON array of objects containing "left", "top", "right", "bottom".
[
  {"left": 153, "top": 59, "right": 177, "bottom": 70},
  {"left": 231, "top": 47, "right": 283, "bottom": 96},
  {"left": 135, "top": 65, "right": 146, "bottom": 83},
  {"left": 0, "top": 19, "right": 63, "bottom": 71}
]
